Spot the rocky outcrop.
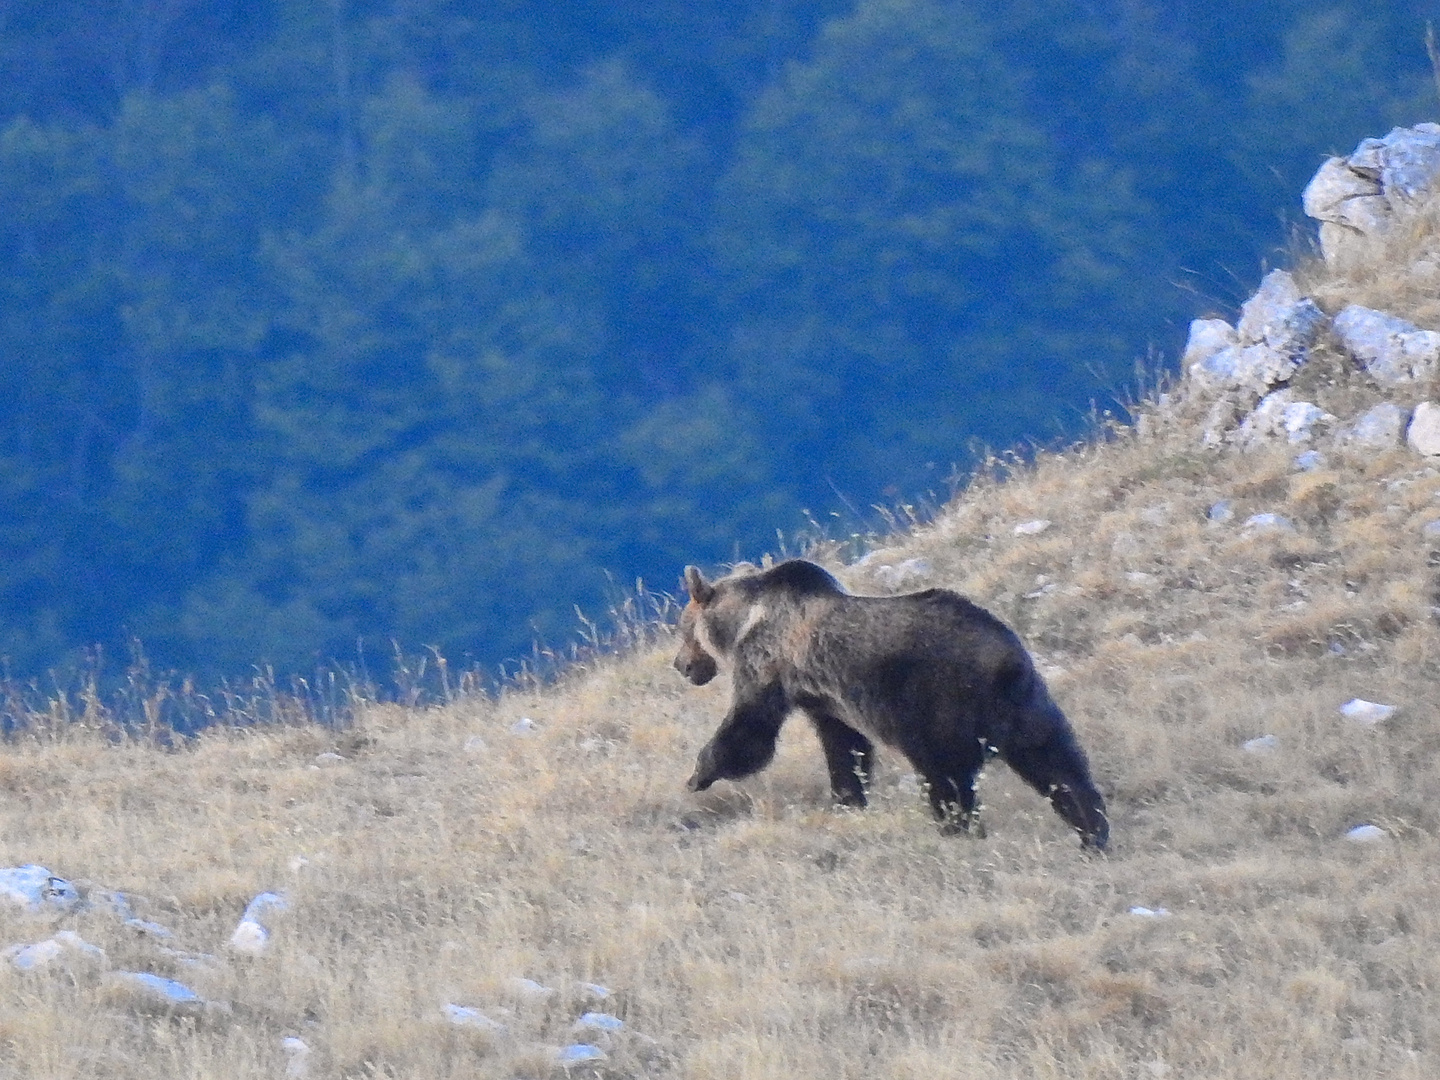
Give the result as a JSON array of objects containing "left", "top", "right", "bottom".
[
  {"left": 1186, "top": 271, "right": 1324, "bottom": 397},
  {"left": 1172, "top": 124, "right": 1440, "bottom": 458},
  {"left": 1303, "top": 123, "right": 1440, "bottom": 266}
]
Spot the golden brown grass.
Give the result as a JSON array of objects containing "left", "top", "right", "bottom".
[{"left": 6, "top": 219, "right": 1440, "bottom": 1078}]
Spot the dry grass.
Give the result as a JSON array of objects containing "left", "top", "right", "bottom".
[{"left": 7, "top": 221, "right": 1440, "bottom": 1079}]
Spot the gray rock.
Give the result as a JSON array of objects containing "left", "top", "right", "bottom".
[
  {"left": 1304, "top": 124, "right": 1440, "bottom": 265},
  {"left": 1407, "top": 402, "right": 1440, "bottom": 456},
  {"left": 1339, "top": 698, "right": 1395, "bottom": 726},
  {"left": 1236, "top": 271, "right": 1325, "bottom": 354},
  {"left": 1191, "top": 344, "right": 1297, "bottom": 396},
  {"left": 1342, "top": 402, "right": 1409, "bottom": 449},
  {"left": 1345, "top": 824, "right": 1386, "bottom": 844},
  {"left": 1200, "top": 394, "right": 1248, "bottom": 448},
  {"left": 1302, "top": 156, "right": 1383, "bottom": 225},
  {"left": 1369, "top": 123, "right": 1440, "bottom": 203},
  {"left": 1191, "top": 271, "right": 1323, "bottom": 397},
  {"left": 1240, "top": 513, "right": 1296, "bottom": 536},
  {"left": 1332, "top": 305, "right": 1440, "bottom": 385},
  {"left": 0, "top": 866, "right": 81, "bottom": 913},
  {"left": 1180, "top": 318, "right": 1237, "bottom": 369},
  {"left": 1284, "top": 401, "right": 1334, "bottom": 443},
  {"left": 1235, "top": 389, "right": 1293, "bottom": 447},
  {"left": 1234, "top": 389, "right": 1333, "bottom": 450},
  {"left": 1207, "top": 499, "right": 1234, "bottom": 523}
]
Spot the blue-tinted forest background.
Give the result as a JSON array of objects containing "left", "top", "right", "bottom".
[{"left": 1, "top": 0, "right": 1435, "bottom": 680}]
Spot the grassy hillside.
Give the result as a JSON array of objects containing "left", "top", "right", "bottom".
[{"left": 4, "top": 217, "right": 1440, "bottom": 1079}]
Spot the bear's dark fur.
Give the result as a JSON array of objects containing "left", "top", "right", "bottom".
[{"left": 673, "top": 559, "right": 1109, "bottom": 849}]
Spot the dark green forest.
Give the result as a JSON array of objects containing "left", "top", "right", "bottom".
[{"left": 0, "top": 0, "right": 1435, "bottom": 681}]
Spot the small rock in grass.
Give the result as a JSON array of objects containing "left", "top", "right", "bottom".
[
  {"left": 576, "top": 981, "right": 612, "bottom": 999},
  {"left": 1340, "top": 699, "right": 1396, "bottom": 726},
  {"left": 1128, "top": 906, "right": 1171, "bottom": 918},
  {"left": 230, "top": 892, "right": 288, "bottom": 955},
  {"left": 4, "top": 931, "right": 105, "bottom": 972},
  {"left": 229, "top": 920, "right": 269, "bottom": 955},
  {"left": 1242, "top": 735, "right": 1278, "bottom": 753},
  {"left": 556, "top": 1044, "right": 607, "bottom": 1066},
  {"left": 574, "top": 1012, "right": 624, "bottom": 1033},
  {"left": 1240, "top": 512, "right": 1295, "bottom": 536},
  {"left": 1422, "top": 520, "right": 1440, "bottom": 539},
  {"left": 111, "top": 971, "right": 205, "bottom": 1005},
  {"left": 1345, "top": 824, "right": 1386, "bottom": 843},
  {"left": 510, "top": 717, "right": 539, "bottom": 735},
  {"left": 0, "top": 866, "right": 81, "bottom": 913},
  {"left": 444, "top": 1003, "right": 506, "bottom": 1032},
  {"left": 1295, "top": 449, "right": 1326, "bottom": 471},
  {"left": 463, "top": 735, "right": 488, "bottom": 753},
  {"left": 1207, "top": 500, "right": 1234, "bottom": 523},
  {"left": 1013, "top": 519, "right": 1051, "bottom": 536}
]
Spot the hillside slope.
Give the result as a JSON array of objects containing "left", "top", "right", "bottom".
[{"left": 4, "top": 140, "right": 1440, "bottom": 1078}]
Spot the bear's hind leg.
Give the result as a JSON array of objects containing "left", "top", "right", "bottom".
[{"left": 807, "top": 711, "right": 874, "bottom": 807}]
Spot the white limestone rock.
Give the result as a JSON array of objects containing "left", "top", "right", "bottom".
[
  {"left": 1407, "top": 402, "right": 1440, "bottom": 456},
  {"left": 0, "top": 866, "right": 81, "bottom": 913},
  {"left": 1237, "top": 390, "right": 1331, "bottom": 447},
  {"left": 1189, "top": 271, "right": 1324, "bottom": 402},
  {"left": 1236, "top": 271, "right": 1325, "bottom": 359},
  {"left": 1345, "top": 824, "right": 1386, "bottom": 844},
  {"left": 1339, "top": 698, "right": 1395, "bottom": 726},
  {"left": 229, "top": 892, "right": 288, "bottom": 955},
  {"left": 1180, "top": 318, "right": 1238, "bottom": 369},
  {"left": 1303, "top": 124, "right": 1440, "bottom": 265},
  {"left": 1340, "top": 402, "right": 1409, "bottom": 450},
  {"left": 1332, "top": 305, "right": 1440, "bottom": 385},
  {"left": 1240, "top": 513, "right": 1295, "bottom": 537}
]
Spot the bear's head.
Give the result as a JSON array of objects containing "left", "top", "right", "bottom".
[
  {"left": 673, "top": 567, "right": 720, "bottom": 686},
  {"left": 672, "top": 564, "right": 758, "bottom": 685}
]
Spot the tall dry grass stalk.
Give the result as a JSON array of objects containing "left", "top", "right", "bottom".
[{"left": 6, "top": 206, "right": 1440, "bottom": 1079}]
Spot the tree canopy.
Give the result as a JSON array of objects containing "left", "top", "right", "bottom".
[{"left": 0, "top": 0, "right": 1435, "bottom": 679}]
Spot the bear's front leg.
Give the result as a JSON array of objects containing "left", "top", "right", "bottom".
[
  {"left": 1002, "top": 735, "right": 1109, "bottom": 850},
  {"left": 687, "top": 682, "right": 789, "bottom": 792}
]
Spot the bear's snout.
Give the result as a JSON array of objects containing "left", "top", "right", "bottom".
[{"left": 673, "top": 648, "right": 718, "bottom": 686}]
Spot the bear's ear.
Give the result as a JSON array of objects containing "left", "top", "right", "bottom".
[{"left": 684, "top": 565, "right": 716, "bottom": 606}]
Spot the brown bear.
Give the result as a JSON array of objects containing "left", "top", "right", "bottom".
[{"left": 673, "top": 559, "right": 1109, "bottom": 849}]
